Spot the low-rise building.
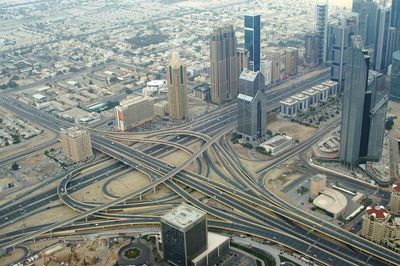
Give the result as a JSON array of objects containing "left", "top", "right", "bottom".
[
  {"left": 291, "top": 93, "right": 309, "bottom": 111},
  {"left": 302, "top": 88, "right": 320, "bottom": 106},
  {"left": 154, "top": 101, "right": 168, "bottom": 117},
  {"left": 313, "top": 188, "right": 347, "bottom": 219},
  {"left": 310, "top": 174, "right": 327, "bottom": 197},
  {"left": 313, "top": 84, "right": 329, "bottom": 102},
  {"left": 193, "top": 86, "right": 210, "bottom": 102},
  {"left": 115, "top": 95, "right": 154, "bottom": 131},
  {"left": 260, "top": 135, "right": 293, "bottom": 156},
  {"left": 280, "top": 98, "right": 299, "bottom": 116},
  {"left": 321, "top": 80, "right": 339, "bottom": 95}
]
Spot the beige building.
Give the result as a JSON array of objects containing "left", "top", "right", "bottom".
[
  {"left": 210, "top": 26, "right": 239, "bottom": 105},
  {"left": 313, "top": 187, "right": 347, "bottom": 219},
  {"left": 115, "top": 95, "right": 154, "bottom": 131},
  {"left": 154, "top": 101, "right": 168, "bottom": 117},
  {"left": 270, "top": 52, "right": 281, "bottom": 84},
  {"left": 285, "top": 47, "right": 299, "bottom": 76},
  {"left": 60, "top": 127, "right": 92, "bottom": 162},
  {"left": 361, "top": 206, "right": 391, "bottom": 244},
  {"left": 167, "top": 52, "right": 188, "bottom": 122},
  {"left": 310, "top": 174, "right": 327, "bottom": 197},
  {"left": 389, "top": 183, "right": 400, "bottom": 214}
]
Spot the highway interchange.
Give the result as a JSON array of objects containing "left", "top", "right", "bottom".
[{"left": 0, "top": 73, "right": 399, "bottom": 265}]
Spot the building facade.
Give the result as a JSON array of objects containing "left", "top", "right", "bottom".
[
  {"left": 237, "top": 48, "right": 249, "bottom": 73},
  {"left": 161, "top": 204, "right": 207, "bottom": 266},
  {"left": 315, "top": 3, "right": 328, "bottom": 64},
  {"left": 390, "top": 50, "right": 400, "bottom": 101},
  {"left": 60, "top": 127, "right": 92, "bottom": 162},
  {"left": 389, "top": 183, "right": 400, "bottom": 214},
  {"left": 374, "top": 6, "right": 392, "bottom": 72},
  {"left": 361, "top": 206, "right": 391, "bottom": 244},
  {"left": 285, "top": 47, "right": 298, "bottom": 76},
  {"left": 304, "top": 32, "right": 319, "bottom": 67},
  {"left": 244, "top": 15, "right": 261, "bottom": 71},
  {"left": 167, "top": 52, "right": 189, "bottom": 122},
  {"left": 210, "top": 26, "right": 239, "bottom": 105},
  {"left": 115, "top": 95, "right": 154, "bottom": 131},
  {"left": 237, "top": 70, "right": 267, "bottom": 141},
  {"left": 340, "top": 36, "right": 369, "bottom": 167}
]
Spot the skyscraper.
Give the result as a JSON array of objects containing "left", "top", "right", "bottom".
[
  {"left": 166, "top": 51, "right": 188, "bottom": 122},
  {"left": 237, "top": 70, "right": 267, "bottom": 141},
  {"left": 304, "top": 32, "right": 319, "bottom": 67},
  {"left": 340, "top": 36, "right": 370, "bottom": 167},
  {"left": 390, "top": 50, "right": 400, "bottom": 100},
  {"left": 366, "top": 0, "right": 379, "bottom": 47},
  {"left": 285, "top": 47, "right": 298, "bottom": 76},
  {"left": 374, "top": 6, "right": 391, "bottom": 72},
  {"left": 161, "top": 203, "right": 207, "bottom": 266},
  {"left": 244, "top": 15, "right": 261, "bottom": 71},
  {"left": 270, "top": 52, "right": 281, "bottom": 83},
  {"left": 340, "top": 36, "right": 388, "bottom": 167},
  {"left": 60, "top": 127, "right": 93, "bottom": 162},
  {"left": 315, "top": 3, "right": 328, "bottom": 64},
  {"left": 329, "top": 16, "right": 351, "bottom": 92},
  {"left": 237, "top": 47, "right": 249, "bottom": 73},
  {"left": 352, "top": 0, "right": 368, "bottom": 44},
  {"left": 210, "top": 26, "right": 239, "bottom": 105},
  {"left": 391, "top": 0, "right": 400, "bottom": 50}
]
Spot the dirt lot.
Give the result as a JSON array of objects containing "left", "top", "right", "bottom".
[
  {"left": 388, "top": 101, "right": 400, "bottom": 140},
  {"left": 268, "top": 114, "right": 317, "bottom": 142},
  {"left": 106, "top": 170, "right": 150, "bottom": 198}
]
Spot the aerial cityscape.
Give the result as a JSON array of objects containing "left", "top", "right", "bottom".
[{"left": 1, "top": 0, "right": 400, "bottom": 265}]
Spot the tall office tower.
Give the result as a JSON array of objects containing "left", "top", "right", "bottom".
[
  {"left": 340, "top": 36, "right": 388, "bottom": 167},
  {"left": 391, "top": 0, "right": 400, "bottom": 50},
  {"left": 60, "top": 127, "right": 92, "bottom": 162},
  {"left": 330, "top": 16, "right": 351, "bottom": 92},
  {"left": 237, "top": 48, "right": 249, "bottom": 73},
  {"left": 237, "top": 70, "right": 267, "bottom": 141},
  {"left": 244, "top": 15, "right": 261, "bottom": 71},
  {"left": 210, "top": 26, "right": 239, "bottom": 105},
  {"left": 270, "top": 52, "right": 281, "bottom": 84},
  {"left": 390, "top": 51, "right": 400, "bottom": 100},
  {"left": 115, "top": 95, "right": 154, "bottom": 131},
  {"left": 260, "top": 59, "right": 272, "bottom": 86},
  {"left": 161, "top": 203, "right": 207, "bottom": 266},
  {"left": 285, "top": 47, "right": 298, "bottom": 76},
  {"left": 304, "top": 32, "right": 319, "bottom": 67},
  {"left": 340, "top": 36, "right": 370, "bottom": 168},
  {"left": 366, "top": 0, "right": 379, "bottom": 47},
  {"left": 389, "top": 183, "right": 400, "bottom": 214},
  {"left": 315, "top": 3, "right": 328, "bottom": 64},
  {"left": 352, "top": 0, "right": 368, "bottom": 44},
  {"left": 166, "top": 51, "right": 188, "bottom": 122},
  {"left": 374, "top": 6, "right": 392, "bottom": 72},
  {"left": 387, "top": 27, "right": 397, "bottom": 65}
]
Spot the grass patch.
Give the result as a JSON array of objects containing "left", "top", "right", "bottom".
[
  {"left": 124, "top": 248, "right": 140, "bottom": 259},
  {"left": 231, "top": 242, "right": 275, "bottom": 266}
]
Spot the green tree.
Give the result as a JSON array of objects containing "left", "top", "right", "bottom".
[
  {"left": 385, "top": 118, "right": 395, "bottom": 130},
  {"left": 11, "top": 162, "right": 19, "bottom": 171}
]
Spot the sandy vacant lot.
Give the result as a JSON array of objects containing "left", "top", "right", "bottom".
[{"left": 268, "top": 115, "right": 317, "bottom": 142}]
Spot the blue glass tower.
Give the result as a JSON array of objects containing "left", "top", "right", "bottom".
[{"left": 244, "top": 15, "right": 261, "bottom": 71}]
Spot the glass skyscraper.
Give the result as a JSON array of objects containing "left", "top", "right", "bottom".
[
  {"left": 390, "top": 51, "right": 400, "bottom": 101},
  {"left": 244, "top": 15, "right": 261, "bottom": 71}
]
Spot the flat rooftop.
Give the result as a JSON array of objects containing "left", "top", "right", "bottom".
[
  {"left": 161, "top": 203, "right": 206, "bottom": 231},
  {"left": 321, "top": 80, "right": 338, "bottom": 87},
  {"left": 313, "top": 84, "right": 329, "bottom": 91},
  {"left": 119, "top": 95, "right": 152, "bottom": 107},
  {"left": 261, "top": 135, "right": 292, "bottom": 148},
  {"left": 291, "top": 93, "right": 309, "bottom": 101},
  {"left": 192, "top": 232, "right": 229, "bottom": 264},
  {"left": 240, "top": 68, "right": 258, "bottom": 82},
  {"left": 280, "top": 98, "right": 298, "bottom": 105},
  {"left": 303, "top": 88, "right": 319, "bottom": 95},
  {"left": 313, "top": 188, "right": 347, "bottom": 216}
]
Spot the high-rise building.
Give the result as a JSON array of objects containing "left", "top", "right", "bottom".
[
  {"left": 115, "top": 95, "right": 154, "bottom": 131},
  {"left": 237, "top": 48, "right": 249, "bottom": 73},
  {"left": 167, "top": 52, "right": 188, "bottom": 122},
  {"left": 366, "top": 0, "right": 379, "bottom": 47},
  {"left": 329, "top": 16, "right": 351, "bottom": 92},
  {"left": 210, "top": 26, "right": 239, "bottom": 105},
  {"left": 361, "top": 206, "right": 391, "bottom": 244},
  {"left": 260, "top": 59, "right": 272, "bottom": 86},
  {"left": 390, "top": 50, "right": 400, "bottom": 100},
  {"left": 340, "top": 36, "right": 388, "bottom": 167},
  {"left": 374, "top": 6, "right": 392, "bottom": 72},
  {"left": 160, "top": 203, "right": 207, "bottom": 266},
  {"left": 304, "top": 32, "right": 319, "bottom": 67},
  {"left": 389, "top": 183, "right": 400, "bottom": 214},
  {"left": 270, "top": 52, "right": 281, "bottom": 84},
  {"left": 391, "top": 0, "right": 400, "bottom": 50},
  {"left": 237, "top": 70, "right": 267, "bottom": 141},
  {"left": 352, "top": 0, "right": 368, "bottom": 44},
  {"left": 244, "top": 15, "right": 261, "bottom": 71},
  {"left": 60, "top": 127, "right": 92, "bottom": 162},
  {"left": 340, "top": 36, "right": 370, "bottom": 167},
  {"left": 285, "top": 47, "right": 298, "bottom": 76},
  {"left": 315, "top": 3, "right": 328, "bottom": 64}
]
